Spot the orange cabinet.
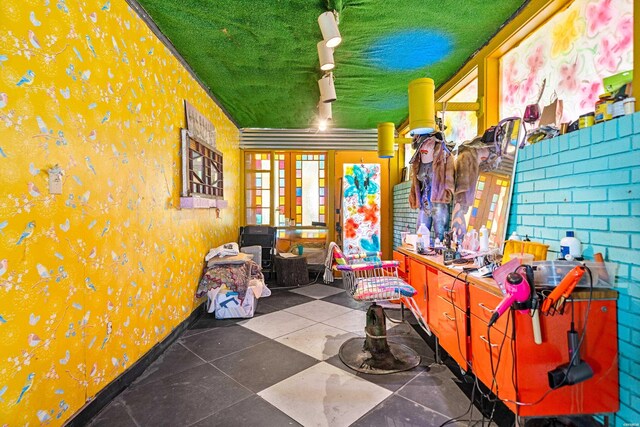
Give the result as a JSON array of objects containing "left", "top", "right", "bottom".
[
  {"left": 393, "top": 249, "right": 618, "bottom": 418},
  {"left": 436, "top": 296, "right": 469, "bottom": 369},
  {"left": 469, "top": 284, "right": 512, "bottom": 338},
  {"left": 514, "top": 299, "right": 619, "bottom": 416},
  {"left": 470, "top": 313, "right": 516, "bottom": 411},
  {"left": 408, "top": 258, "right": 428, "bottom": 323},
  {"left": 436, "top": 270, "right": 467, "bottom": 310}
]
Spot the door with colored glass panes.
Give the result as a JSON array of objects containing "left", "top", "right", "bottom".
[{"left": 244, "top": 152, "right": 328, "bottom": 227}]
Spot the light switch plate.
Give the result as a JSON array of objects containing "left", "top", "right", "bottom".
[{"left": 49, "top": 172, "right": 62, "bottom": 194}]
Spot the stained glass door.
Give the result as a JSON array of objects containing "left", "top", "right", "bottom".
[
  {"left": 278, "top": 153, "right": 327, "bottom": 227},
  {"left": 245, "top": 152, "right": 327, "bottom": 228}
]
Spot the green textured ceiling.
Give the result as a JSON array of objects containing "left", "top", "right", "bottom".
[{"left": 135, "top": 0, "right": 526, "bottom": 129}]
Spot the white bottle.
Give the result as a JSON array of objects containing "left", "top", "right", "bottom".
[
  {"left": 479, "top": 225, "right": 489, "bottom": 252},
  {"left": 417, "top": 223, "right": 428, "bottom": 253},
  {"left": 560, "top": 231, "right": 582, "bottom": 259},
  {"left": 509, "top": 231, "right": 521, "bottom": 241}
]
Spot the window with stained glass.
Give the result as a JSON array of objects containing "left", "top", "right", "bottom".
[
  {"left": 244, "top": 152, "right": 328, "bottom": 227},
  {"left": 244, "top": 152, "right": 272, "bottom": 225},
  {"left": 294, "top": 153, "right": 326, "bottom": 226}
]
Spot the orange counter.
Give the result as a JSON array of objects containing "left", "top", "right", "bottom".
[{"left": 396, "top": 247, "right": 619, "bottom": 417}]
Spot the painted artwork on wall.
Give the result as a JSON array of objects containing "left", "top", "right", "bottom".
[
  {"left": 500, "top": 0, "right": 633, "bottom": 123},
  {"left": 342, "top": 164, "right": 381, "bottom": 255}
]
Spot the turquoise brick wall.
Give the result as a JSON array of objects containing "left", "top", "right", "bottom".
[
  {"left": 508, "top": 112, "right": 640, "bottom": 425},
  {"left": 392, "top": 181, "right": 418, "bottom": 249}
]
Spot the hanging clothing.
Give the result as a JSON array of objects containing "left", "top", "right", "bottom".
[
  {"left": 454, "top": 146, "right": 480, "bottom": 207},
  {"left": 431, "top": 139, "right": 455, "bottom": 204},
  {"left": 409, "top": 134, "right": 454, "bottom": 208}
]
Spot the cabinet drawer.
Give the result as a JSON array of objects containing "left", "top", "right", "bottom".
[
  {"left": 436, "top": 271, "right": 467, "bottom": 310},
  {"left": 436, "top": 296, "right": 468, "bottom": 369},
  {"left": 470, "top": 314, "right": 516, "bottom": 407},
  {"left": 469, "top": 285, "right": 512, "bottom": 338}
]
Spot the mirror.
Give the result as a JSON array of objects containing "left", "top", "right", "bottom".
[{"left": 451, "top": 117, "right": 522, "bottom": 250}]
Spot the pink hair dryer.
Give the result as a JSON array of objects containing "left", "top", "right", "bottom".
[{"left": 488, "top": 272, "right": 531, "bottom": 327}]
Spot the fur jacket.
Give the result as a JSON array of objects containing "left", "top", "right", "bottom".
[
  {"left": 454, "top": 147, "right": 480, "bottom": 207},
  {"left": 409, "top": 135, "right": 455, "bottom": 209}
]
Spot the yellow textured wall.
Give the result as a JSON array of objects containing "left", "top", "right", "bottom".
[{"left": 0, "top": 0, "right": 240, "bottom": 424}]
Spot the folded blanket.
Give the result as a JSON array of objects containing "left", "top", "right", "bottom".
[
  {"left": 207, "top": 252, "right": 253, "bottom": 267},
  {"left": 204, "top": 242, "right": 239, "bottom": 262}
]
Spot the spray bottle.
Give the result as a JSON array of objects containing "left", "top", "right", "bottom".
[{"left": 416, "top": 223, "right": 428, "bottom": 254}]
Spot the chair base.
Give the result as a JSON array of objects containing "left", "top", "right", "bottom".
[
  {"left": 338, "top": 302, "right": 420, "bottom": 375},
  {"left": 339, "top": 338, "right": 421, "bottom": 374}
]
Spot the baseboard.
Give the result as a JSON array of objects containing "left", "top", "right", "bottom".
[{"left": 65, "top": 302, "right": 205, "bottom": 426}]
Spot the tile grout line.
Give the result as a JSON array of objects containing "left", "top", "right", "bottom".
[{"left": 178, "top": 341, "right": 210, "bottom": 364}]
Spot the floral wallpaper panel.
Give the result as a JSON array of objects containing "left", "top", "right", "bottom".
[{"left": 0, "top": 0, "right": 240, "bottom": 424}]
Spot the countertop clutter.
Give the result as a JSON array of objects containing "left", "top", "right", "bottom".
[{"left": 394, "top": 246, "right": 619, "bottom": 417}]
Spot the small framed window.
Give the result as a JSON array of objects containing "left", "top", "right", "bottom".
[{"left": 181, "top": 129, "right": 223, "bottom": 199}]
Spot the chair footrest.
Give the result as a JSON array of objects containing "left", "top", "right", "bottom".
[{"left": 352, "top": 277, "right": 416, "bottom": 302}]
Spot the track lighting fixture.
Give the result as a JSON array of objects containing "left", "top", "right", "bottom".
[
  {"left": 318, "top": 11, "right": 341, "bottom": 48},
  {"left": 318, "top": 73, "right": 336, "bottom": 103},
  {"left": 317, "top": 41, "right": 335, "bottom": 71},
  {"left": 319, "top": 100, "right": 332, "bottom": 121}
]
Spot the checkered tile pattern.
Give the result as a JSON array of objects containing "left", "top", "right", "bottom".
[{"left": 89, "top": 283, "right": 489, "bottom": 427}]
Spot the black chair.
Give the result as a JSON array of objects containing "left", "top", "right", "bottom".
[{"left": 239, "top": 226, "right": 277, "bottom": 277}]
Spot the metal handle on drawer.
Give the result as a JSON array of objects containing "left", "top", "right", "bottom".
[
  {"left": 479, "top": 335, "right": 498, "bottom": 348},
  {"left": 442, "top": 286, "right": 456, "bottom": 293},
  {"left": 478, "top": 303, "right": 495, "bottom": 313},
  {"left": 443, "top": 312, "right": 455, "bottom": 321}
]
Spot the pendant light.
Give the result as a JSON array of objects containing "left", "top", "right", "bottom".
[
  {"left": 377, "top": 122, "right": 395, "bottom": 158},
  {"left": 408, "top": 77, "right": 436, "bottom": 135},
  {"left": 318, "top": 11, "right": 342, "bottom": 48},
  {"left": 318, "top": 73, "right": 336, "bottom": 103},
  {"left": 319, "top": 100, "right": 332, "bottom": 121},
  {"left": 317, "top": 41, "right": 335, "bottom": 71}
]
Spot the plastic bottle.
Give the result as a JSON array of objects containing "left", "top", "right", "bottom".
[
  {"left": 509, "top": 231, "right": 521, "bottom": 241},
  {"left": 479, "top": 225, "right": 489, "bottom": 251},
  {"left": 560, "top": 231, "right": 582, "bottom": 259},
  {"left": 416, "top": 223, "right": 428, "bottom": 253}
]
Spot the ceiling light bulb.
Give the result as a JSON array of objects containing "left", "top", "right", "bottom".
[
  {"left": 319, "top": 120, "right": 327, "bottom": 131},
  {"left": 318, "top": 73, "right": 336, "bottom": 103},
  {"left": 317, "top": 41, "right": 335, "bottom": 71},
  {"left": 318, "top": 12, "right": 342, "bottom": 48}
]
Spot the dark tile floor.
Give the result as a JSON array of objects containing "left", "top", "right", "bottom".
[{"left": 92, "top": 281, "right": 590, "bottom": 427}]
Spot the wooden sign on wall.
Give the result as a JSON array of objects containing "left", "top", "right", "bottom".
[{"left": 184, "top": 100, "right": 216, "bottom": 148}]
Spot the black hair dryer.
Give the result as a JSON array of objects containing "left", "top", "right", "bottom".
[{"left": 547, "top": 324, "right": 593, "bottom": 389}]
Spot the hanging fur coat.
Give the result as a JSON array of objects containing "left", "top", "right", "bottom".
[
  {"left": 409, "top": 136, "right": 454, "bottom": 209},
  {"left": 454, "top": 146, "right": 480, "bottom": 207}
]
